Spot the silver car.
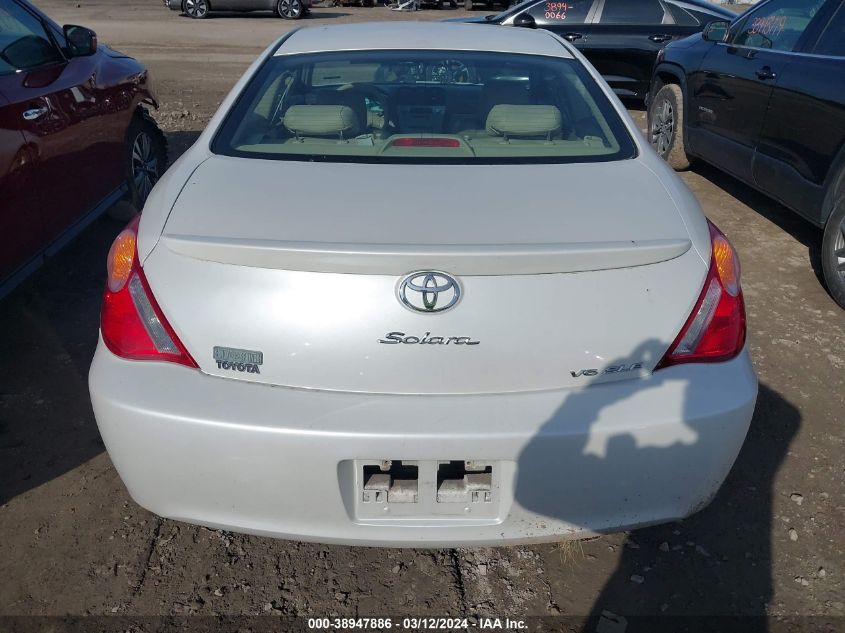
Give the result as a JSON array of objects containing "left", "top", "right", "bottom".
[
  {"left": 165, "top": 0, "right": 312, "bottom": 20},
  {"left": 89, "top": 22, "right": 757, "bottom": 547}
]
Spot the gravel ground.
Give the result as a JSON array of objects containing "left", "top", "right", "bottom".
[{"left": 0, "top": 1, "right": 843, "bottom": 631}]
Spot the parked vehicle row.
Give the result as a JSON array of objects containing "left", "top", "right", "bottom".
[
  {"left": 0, "top": 0, "right": 166, "bottom": 298},
  {"left": 455, "top": 0, "right": 735, "bottom": 99},
  {"left": 161, "top": 0, "right": 732, "bottom": 101},
  {"left": 165, "top": 0, "right": 313, "bottom": 20},
  {"left": 646, "top": 0, "right": 845, "bottom": 307}
]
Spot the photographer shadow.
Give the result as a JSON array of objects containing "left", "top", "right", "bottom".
[{"left": 514, "top": 339, "right": 797, "bottom": 631}]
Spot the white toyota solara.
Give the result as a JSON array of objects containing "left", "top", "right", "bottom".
[{"left": 89, "top": 22, "right": 757, "bottom": 547}]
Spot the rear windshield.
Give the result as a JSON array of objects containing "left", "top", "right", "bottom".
[{"left": 212, "top": 49, "right": 636, "bottom": 164}]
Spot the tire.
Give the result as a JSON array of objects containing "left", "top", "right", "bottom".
[
  {"left": 126, "top": 112, "right": 167, "bottom": 210},
  {"left": 183, "top": 0, "right": 210, "bottom": 18},
  {"left": 821, "top": 196, "right": 845, "bottom": 309},
  {"left": 363, "top": 0, "right": 374, "bottom": 6},
  {"left": 464, "top": 0, "right": 472, "bottom": 9},
  {"left": 277, "top": 0, "right": 304, "bottom": 18},
  {"left": 647, "top": 83, "right": 691, "bottom": 171}
]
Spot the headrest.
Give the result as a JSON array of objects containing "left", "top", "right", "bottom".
[
  {"left": 284, "top": 105, "right": 359, "bottom": 138},
  {"left": 486, "top": 105, "right": 562, "bottom": 138}
]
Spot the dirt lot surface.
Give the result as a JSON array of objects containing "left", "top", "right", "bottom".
[{"left": 1, "top": 1, "right": 843, "bottom": 631}]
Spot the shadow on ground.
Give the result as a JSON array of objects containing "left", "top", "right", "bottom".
[
  {"left": 692, "top": 161, "right": 825, "bottom": 287},
  {"left": 584, "top": 382, "right": 797, "bottom": 630},
  {"left": 516, "top": 336, "right": 797, "bottom": 630},
  {"left": 0, "top": 215, "right": 117, "bottom": 506},
  {"left": 0, "top": 129, "right": 201, "bottom": 507}
]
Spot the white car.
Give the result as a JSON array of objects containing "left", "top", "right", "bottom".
[{"left": 89, "top": 22, "right": 757, "bottom": 547}]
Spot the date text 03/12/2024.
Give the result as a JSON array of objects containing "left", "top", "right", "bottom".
[{"left": 306, "top": 617, "right": 528, "bottom": 630}]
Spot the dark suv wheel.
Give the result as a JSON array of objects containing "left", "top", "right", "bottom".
[
  {"left": 822, "top": 196, "right": 845, "bottom": 308},
  {"left": 648, "top": 83, "right": 691, "bottom": 171},
  {"left": 126, "top": 112, "right": 167, "bottom": 209}
]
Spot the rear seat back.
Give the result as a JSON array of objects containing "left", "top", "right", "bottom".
[
  {"left": 485, "top": 105, "right": 563, "bottom": 139},
  {"left": 311, "top": 90, "right": 369, "bottom": 132}
]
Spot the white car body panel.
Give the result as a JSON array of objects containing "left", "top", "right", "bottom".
[
  {"left": 162, "top": 231, "right": 692, "bottom": 276},
  {"left": 148, "top": 156, "right": 710, "bottom": 393},
  {"left": 145, "top": 243, "right": 705, "bottom": 394},
  {"left": 90, "top": 344, "right": 756, "bottom": 547},
  {"left": 160, "top": 158, "right": 695, "bottom": 275},
  {"left": 275, "top": 21, "right": 577, "bottom": 58},
  {"left": 92, "top": 21, "right": 757, "bottom": 545}
]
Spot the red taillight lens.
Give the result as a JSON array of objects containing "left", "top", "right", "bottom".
[
  {"left": 391, "top": 137, "right": 461, "bottom": 148},
  {"left": 656, "top": 221, "right": 746, "bottom": 369},
  {"left": 101, "top": 217, "right": 197, "bottom": 368}
]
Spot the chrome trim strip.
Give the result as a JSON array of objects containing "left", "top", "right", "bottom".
[{"left": 716, "top": 41, "right": 845, "bottom": 61}]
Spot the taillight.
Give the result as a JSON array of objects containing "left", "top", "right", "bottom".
[
  {"left": 656, "top": 221, "right": 746, "bottom": 368},
  {"left": 390, "top": 137, "right": 461, "bottom": 148},
  {"left": 100, "top": 216, "right": 197, "bottom": 368}
]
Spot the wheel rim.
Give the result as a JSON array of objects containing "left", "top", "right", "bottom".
[
  {"left": 279, "top": 0, "right": 301, "bottom": 17},
  {"left": 650, "top": 98, "right": 675, "bottom": 156},
  {"left": 185, "top": 0, "right": 207, "bottom": 17},
  {"left": 131, "top": 132, "right": 159, "bottom": 203},
  {"left": 834, "top": 212, "right": 845, "bottom": 281}
]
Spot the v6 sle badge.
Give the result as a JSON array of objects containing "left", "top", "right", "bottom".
[{"left": 571, "top": 363, "right": 642, "bottom": 378}]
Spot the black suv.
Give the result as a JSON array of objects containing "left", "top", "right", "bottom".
[{"left": 647, "top": 0, "right": 845, "bottom": 308}]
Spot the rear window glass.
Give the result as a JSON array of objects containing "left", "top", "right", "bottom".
[
  {"left": 527, "top": 0, "right": 594, "bottom": 25},
  {"left": 731, "top": 0, "right": 825, "bottom": 52},
  {"left": 667, "top": 3, "right": 699, "bottom": 26},
  {"left": 213, "top": 49, "right": 636, "bottom": 164},
  {"left": 598, "top": 0, "right": 667, "bottom": 25},
  {"left": 813, "top": 3, "right": 845, "bottom": 57}
]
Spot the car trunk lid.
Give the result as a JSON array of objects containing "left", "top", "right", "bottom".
[{"left": 144, "top": 157, "right": 707, "bottom": 394}]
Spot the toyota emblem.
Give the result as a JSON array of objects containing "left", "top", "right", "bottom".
[{"left": 397, "top": 271, "right": 461, "bottom": 313}]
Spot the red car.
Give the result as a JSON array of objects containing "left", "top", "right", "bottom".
[{"left": 0, "top": 0, "right": 165, "bottom": 297}]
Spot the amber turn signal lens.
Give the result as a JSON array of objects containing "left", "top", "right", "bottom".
[
  {"left": 107, "top": 229, "right": 137, "bottom": 293},
  {"left": 712, "top": 234, "right": 740, "bottom": 297}
]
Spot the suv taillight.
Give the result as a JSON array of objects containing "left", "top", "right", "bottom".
[
  {"left": 656, "top": 221, "right": 746, "bottom": 368},
  {"left": 100, "top": 216, "right": 197, "bottom": 368}
]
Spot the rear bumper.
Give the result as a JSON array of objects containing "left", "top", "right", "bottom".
[{"left": 90, "top": 341, "right": 757, "bottom": 547}]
